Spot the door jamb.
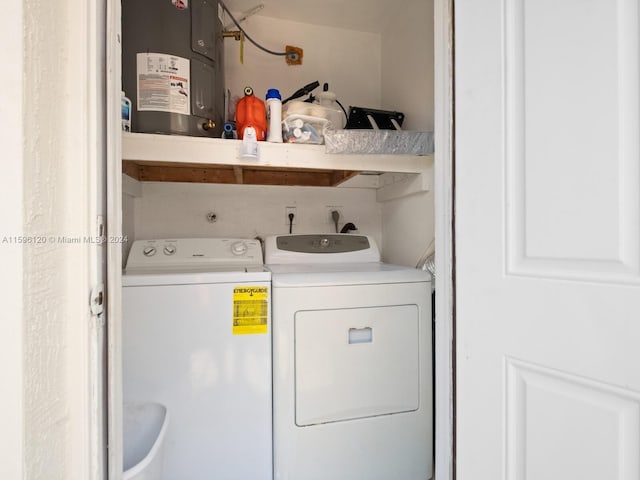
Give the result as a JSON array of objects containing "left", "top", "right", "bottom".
[
  {"left": 433, "top": 0, "right": 455, "bottom": 479},
  {"left": 106, "top": 0, "right": 124, "bottom": 477}
]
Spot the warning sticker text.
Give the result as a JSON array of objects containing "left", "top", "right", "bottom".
[{"left": 136, "top": 52, "right": 190, "bottom": 115}]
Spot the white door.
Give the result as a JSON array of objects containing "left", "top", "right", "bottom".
[{"left": 455, "top": 1, "right": 640, "bottom": 479}]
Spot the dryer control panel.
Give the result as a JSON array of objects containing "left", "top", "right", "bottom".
[{"left": 264, "top": 234, "right": 380, "bottom": 264}]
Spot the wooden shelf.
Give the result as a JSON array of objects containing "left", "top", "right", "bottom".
[
  {"left": 123, "top": 160, "right": 359, "bottom": 187},
  {"left": 122, "top": 132, "right": 432, "bottom": 187}
]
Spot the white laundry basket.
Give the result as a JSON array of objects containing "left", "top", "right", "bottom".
[{"left": 123, "top": 402, "right": 169, "bottom": 480}]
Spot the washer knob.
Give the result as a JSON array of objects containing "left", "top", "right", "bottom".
[
  {"left": 163, "top": 245, "right": 176, "bottom": 256},
  {"left": 231, "top": 241, "right": 248, "bottom": 256},
  {"left": 319, "top": 237, "right": 330, "bottom": 248},
  {"left": 143, "top": 246, "right": 157, "bottom": 257}
]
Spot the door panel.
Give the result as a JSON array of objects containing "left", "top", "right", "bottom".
[
  {"left": 455, "top": 0, "right": 640, "bottom": 478},
  {"left": 506, "top": 358, "right": 640, "bottom": 480},
  {"left": 504, "top": 0, "right": 640, "bottom": 282}
]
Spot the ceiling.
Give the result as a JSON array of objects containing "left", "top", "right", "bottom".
[{"left": 225, "top": 0, "right": 409, "bottom": 33}]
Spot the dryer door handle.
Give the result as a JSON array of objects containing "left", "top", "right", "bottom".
[{"left": 348, "top": 327, "right": 373, "bottom": 344}]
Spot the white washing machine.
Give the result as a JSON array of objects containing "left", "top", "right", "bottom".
[
  {"left": 123, "top": 238, "right": 272, "bottom": 480},
  {"left": 265, "top": 234, "right": 433, "bottom": 480}
]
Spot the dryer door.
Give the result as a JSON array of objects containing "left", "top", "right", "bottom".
[{"left": 295, "top": 304, "right": 420, "bottom": 426}]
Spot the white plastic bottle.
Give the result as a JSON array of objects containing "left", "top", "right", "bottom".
[
  {"left": 315, "top": 90, "right": 344, "bottom": 129},
  {"left": 266, "top": 88, "right": 283, "bottom": 142},
  {"left": 121, "top": 91, "right": 132, "bottom": 132},
  {"left": 240, "top": 126, "right": 259, "bottom": 159}
]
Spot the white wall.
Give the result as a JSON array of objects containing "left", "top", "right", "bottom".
[
  {"left": 381, "top": 191, "right": 435, "bottom": 267},
  {"left": 381, "top": 0, "right": 435, "bottom": 131},
  {"left": 224, "top": 14, "right": 382, "bottom": 119},
  {"left": 0, "top": 1, "right": 24, "bottom": 478},
  {"left": 128, "top": 181, "right": 381, "bottom": 250},
  {"left": 380, "top": 0, "right": 435, "bottom": 265},
  {"left": 23, "top": 0, "right": 75, "bottom": 473},
  {"left": 20, "top": 1, "right": 103, "bottom": 478}
]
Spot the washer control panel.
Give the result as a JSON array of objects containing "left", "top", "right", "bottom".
[
  {"left": 126, "top": 238, "right": 264, "bottom": 272},
  {"left": 264, "top": 234, "right": 380, "bottom": 264}
]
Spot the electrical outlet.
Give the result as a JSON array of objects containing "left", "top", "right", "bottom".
[
  {"left": 285, "top": 206, "right": 297, "bottom": 225},
  {"left": 325, "top": 206, "right": 344, "bottom": 225}
]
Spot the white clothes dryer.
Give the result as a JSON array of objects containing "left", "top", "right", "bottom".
[
  {"left": 265, "top": 234, "right": 433, "bottom": 480},
  {"left": 123, "top": 238, "right": 272, "bottom": 480}
]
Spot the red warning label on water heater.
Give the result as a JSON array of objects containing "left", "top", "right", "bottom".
[{"left": 232, "top": 286, "right": 269, "bottom": 335}]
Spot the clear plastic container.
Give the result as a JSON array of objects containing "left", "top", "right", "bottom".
[
  {"left": 283, "top": 100, "right": 337, "bottom": 127},
  {"left": 282, "top": 114, "right": 329, "bottom": 144}
]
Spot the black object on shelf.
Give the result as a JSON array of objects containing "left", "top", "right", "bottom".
[{"left": 345, "top": 107, "right": 405, "bottom": 130}]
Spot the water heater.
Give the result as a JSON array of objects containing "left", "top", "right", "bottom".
[{"left": 122, "top": 0, "right": 225, "bottom": 138}]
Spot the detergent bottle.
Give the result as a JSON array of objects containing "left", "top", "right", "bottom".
[
  {"left": 265, "top": 88, "right": 283, "bottom": 143},
  {"left": 235, "top": 86, "right": 267, "bottom": 140}
]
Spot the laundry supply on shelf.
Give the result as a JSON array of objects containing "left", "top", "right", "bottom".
[
  {"left": 236, "top": 86, "right": 267, "bottom": 141},
  {"left": 266, "top": 88, "right": 283, "bottom": 143}
]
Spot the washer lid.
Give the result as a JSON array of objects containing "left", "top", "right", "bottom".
[
  {"left": 264, "top": 234, "right": 380, "bottom": 264},
  {"left": 125, "top": 238, "right": 264, "bottom": 274}
]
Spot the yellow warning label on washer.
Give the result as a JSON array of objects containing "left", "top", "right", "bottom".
[{"left": 232, "top": 286, "right": 269, "bottom": 335}]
